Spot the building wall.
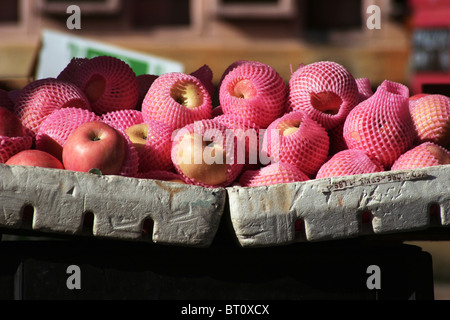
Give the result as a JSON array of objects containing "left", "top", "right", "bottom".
[{"left": 0, "top": 0, "right": 411, "bottom": 90}]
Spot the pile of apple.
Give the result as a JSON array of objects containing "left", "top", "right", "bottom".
[{"left": 0, "top": 56, "right": 449, "bottom": 189}]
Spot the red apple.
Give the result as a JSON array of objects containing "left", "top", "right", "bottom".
[
  {"left": 6, "top": 149, "right": 64, "bottom": 169},
  {"left": 62, "top": 121, "right": 127, "bottom": 175},
  {"left": 0, "top": 107, "right": 25, "bottom": 137}
]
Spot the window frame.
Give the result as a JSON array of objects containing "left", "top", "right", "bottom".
[
  {"left": 36, "top": 0, "right": 122, "bottom": 15},
  {"left": 211, "top": 0, "right": 296, "bottom": 19}
]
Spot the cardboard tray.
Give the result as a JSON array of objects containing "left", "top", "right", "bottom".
[
  {"left": 0, "top": 163, "right": 449, "bottom": 248},
  {"left": 227, "top": 164, "right": 450, "bottom": 247},
  {"left": 0, "top": 164, "right": 226, "bottom": 248}
]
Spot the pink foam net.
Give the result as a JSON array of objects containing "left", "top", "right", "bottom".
[
  {"left": 409, "top": 94, "right": 450, "bottom": 148},
  {"left": 391, "top": 142, "right": 450, "bottom": 170},
  {"left": 219, "top": 61, "right": 288, "bottom": 129},
  {"left": 14, "top": 78, "right": 91, "bottom": 137},
  {"left": 316, "top": 149, "right": 384, "bottom": 179},
  {"left": 0, "top": 135, "right": 33, "bottom": 163},
  {"left": 136, "top": 119, "right": 175, "bottom": 173},
  {"left": 213, "top": 114, "right": 261, "bottom": 170},
  {"left": 116, "top": 127, "right": 140, "bottom": 178},
  {"left": 239, "top": 162, "right": 310, "bottom": 187},
  {"left": 142, "top": 72, "right": 213, "bottom": 129},
  {"left": 0, "top": 89, "right": 14, "bottom": 111},
  {"left": 101, "top": 109, "right": 144, "bottom": 132},
  {"left": 135, "top": 170, "right": 183, "bottom": 182},
  {"left": 72, "top": 56, "right": 139, "bottom": 115},
  {"left": 57, "top": 58, "right": 89, "bottom": 83},
  {"left": 262, "top": 111, "right": 330, "bottom": 177},
  {"left": 288, "top": 61, "right": 359, "bottom": 130},
  {"left": 36, "top": 107, "right": 101, "bottom": 151},
  {"left": 355, "top": 78, "right": 374, "bottom": 102},
  {"left": 343, "top": 80, "right": 416, "bottom": 169}
]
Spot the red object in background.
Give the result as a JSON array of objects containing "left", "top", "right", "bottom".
[
  {"left": 409, "top": 0, "right": 450, "bottom": 28},
  {"left": 409, "top": 0, "right": 450, "bottom": 95}
]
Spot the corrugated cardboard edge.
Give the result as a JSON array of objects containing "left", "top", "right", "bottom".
[
  {"left": 227, "top": 165, "right": 450, "bottom": 247},
  {"left": 0, "top": 164, "right": 226, "bottom": 248}
]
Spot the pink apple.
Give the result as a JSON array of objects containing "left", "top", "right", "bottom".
[
  {"left": 62, "top": 121, "right": 127, "bottom": 175},
  {"left": 6, "top": 149, "right": 64, "bottom": 169},
  {"left": 0, "top": 107, "right": 25, "bottom": 137}
]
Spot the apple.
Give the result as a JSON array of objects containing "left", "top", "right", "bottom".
[
  {"left": 124, "top": 120, "right": 174, "bottom": 173},
  {"left": 62, "top": 121, "right": 127, "bottom": 175},
  {"left": 13, "top": 78, "right": 91, "bottom": 137},
  {"left": 409, "top": 94, "right": 450, "bottom": 149},
  {"left": 262, "top": 111, "right": 330, "bottom": 178},
  {"left": 142, "top": 72, "right": 213, "bottom": 129},
  {"left": 174, "top": 132, "right": 228, "bottom": 186},
  {"left": 171, "top": 119, "right": 243, "bottom": 187},
  {"left": 316, "top": 149, "right": 384, "bottom": 179},
  {"left": 219, "top": 60, "right": 288, "bottom": 128},
  {"left": 36, "top": 107, "right": 101, "bottom": 162},
  {"left": 0, "top": 107, "right": 25, "bottom": 137},
  {"left": 288, "top": 61, "right": 359, "bottom": 130},
  {"left": 125, "top": 123, "right": 149, "bottom": 153},
  {"left": 239, "top": 162, "right": 310, "bottom": 187},
  {"left": 6, "top": 149, "right": 64, "bottom": 169},
  {"left": 343, "top": 80, "right": 416, "bottom": 169},
  {"left": 68, "top": 56, "right": 139, "bottom": 115},
  {"left": 391, "top": 142, "right": 450, "bottom": 170}
]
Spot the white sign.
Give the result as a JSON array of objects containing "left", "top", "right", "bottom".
[{"left": 36, "top": 29, "right": 184, "bottom": 79}]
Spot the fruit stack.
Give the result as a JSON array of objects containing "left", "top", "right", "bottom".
[{"left": 1, "top": 56, "right": 449, "bottom": 190}]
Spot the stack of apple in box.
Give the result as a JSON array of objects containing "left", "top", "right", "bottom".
[{"left": 0, "top": 56, "right": 449, "bottom": 246}]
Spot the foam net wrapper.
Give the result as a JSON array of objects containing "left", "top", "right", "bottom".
[
  {"left": 0, "top": 89, "right": 14, "bottom": 111},
  {"left": 239, "top": 162, "right": 310, "bottom": 187},
  {"left": 288, "top": 61, "right": 359, "bottom": 130},
  {"left": 0, "top": 135, "right": 33, "bottom": 163},
  {"left": 116, "top": 127, "right": 140, "bottom": 178},
  {"left": 137, "top": 119, "right": 175, "bottom": 173},
  {"left": 391, "top": 142, "right": 450, "bottom": 170},
  {"left": 36, "top": 107, "right": 101, "bottom": 151},
  {"left": 135, "top": 170, "right": 183, "bottom": 182},
  {"left": 343, "top": 80, "right": 416, "bottom": 169},
  {"left": 355, "top": 77, "right": 374, "bottom": 102},
  {"left": 171, "top": 119, "right": 243, "bottom": 188},
  {"left": 14, "top": 78, "right": 91, "bottom": 137},
  {"left": 142, "top": 73, "right": 213, "bottom": 129},
  {"left": 101, "top": 109, "right": 144, "bottom": 132},
  {"left": 409, "top": 94, "right": 450, "bottom": 148},
  {"left": 57, "top": 58, "right": 89, "bottom": 83},
  {"left": 219, "top": 62, "right": 288, "bottom": 129},
  {"left": 262, "top": 111, "right": 330, "bottom": 178},
  {"left": 316, "top": 149, "right": 384, "bottom": 179},
  {"left": 73, "top": 56, "right": 139, "bottom": 115}
]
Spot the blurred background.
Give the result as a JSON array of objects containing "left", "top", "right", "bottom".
[{"left": 0, "top": 0, "right": 449, "bottom": 299}]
